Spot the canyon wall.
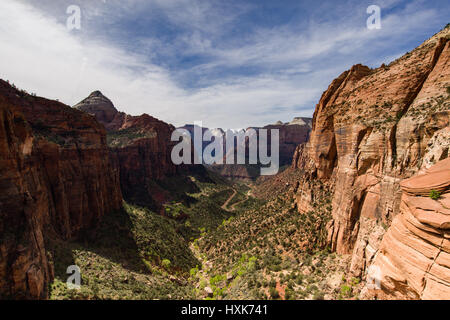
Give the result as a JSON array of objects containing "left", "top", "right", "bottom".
[
  {"left": 292, "top": 26, "right": 449, "bottom": 297},
  {"left": 0, "top": 81, "right": 122, "bottom": 299},
  {"left": 362, "top": 158, "right": 450, "bottom": 299},
  {"left": 75, "top": 92, "right": 180, "bottom": 208}
]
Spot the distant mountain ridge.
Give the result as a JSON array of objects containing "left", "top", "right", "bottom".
[{"left": 179, "top": 117, "right": 312, "bottom": 179}]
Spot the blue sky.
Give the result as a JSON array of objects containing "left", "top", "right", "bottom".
[{"left": 0, "top": 0, "right": 448, "bottom": 129}]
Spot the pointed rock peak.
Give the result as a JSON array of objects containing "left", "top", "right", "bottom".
[
  {"left": 74, "top": 90, "right": 118, "bottom": 124},
  {"left": 83, "top": 90, "right": 115, "bottom": 105},
  {"left": 89, "top": 90, "right": 105, "bottom": 97}
]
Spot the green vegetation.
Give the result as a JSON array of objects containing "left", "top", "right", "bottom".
[
  {"left": 47, "top": 165, "right": 353, "bottom": 300},
  {"left": 269, "top": 286, "right": 279, "bottom": 299},
  {"left": 339, "top": 285, "right": 352, "bottom": 299},
  {"left": 48, "top": 169, "right": 256, "bottom": 300},
  {"left": 29, "top": 119, "right": 75, "bottom": 147},
  {"left": 48, "top": 203, "right": 197, "bottom": 300},
  {"left": 430, "top": 190, "right": 441, "bottom": 200},
  {"left": 185, "top": 168, "right": 351, "bottom": 300},
  {"left": 107, "top": 128, "right": 156, "bottom": 147},
  {"left": 161, "top": 259, "right": 171, "bottom": 270}
]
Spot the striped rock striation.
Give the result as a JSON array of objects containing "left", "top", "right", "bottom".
[
  {"left": 364, "top": 158, "right": 450, "bottom": 299},
  {"left": 0, "top": 80, "right": 122, "bottom": 299},
  {"left": 291, "top": 25, "right": 450, "bottom": 297}
]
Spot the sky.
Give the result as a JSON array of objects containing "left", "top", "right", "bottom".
[{"left": 0, "top": 0, "right": 448, "bottom": 129}]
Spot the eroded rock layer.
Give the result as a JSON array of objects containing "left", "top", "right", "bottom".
[
  {"left": 292, "top": 26, "right": 450, "bottom": 290},
  {"left": 0, "top": 80, "right": 122, "bottom": 299},
  {"left": 365, "top": 158, "right": 450, "bottom": 299},
  {"left": 75, "top": 92, "right": 178, "bottom": 208}
]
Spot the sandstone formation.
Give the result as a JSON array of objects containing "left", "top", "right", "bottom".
[
  {"left": 363, "top": 158, "right": 450, "bottom": 299},
  {"left": 292, "top": 25, "right": 450, "bottom": 292},
  {"left": 0, "top": 80, "right": 122, "bottom": 299},
  {"left": 75, "top": 92, "right": 180, "bottom": 208},
  {"left": 73, "top": 91, "right": 119, "bottom": 129}
]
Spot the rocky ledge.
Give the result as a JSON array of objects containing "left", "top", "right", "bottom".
[{"left": 364, "top": 158, "right": 450, "bottom": 299}]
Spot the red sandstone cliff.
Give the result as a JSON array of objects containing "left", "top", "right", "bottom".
[
  {"left": 0, "top": 81, "right": 122, "bottom": 299},
  {"left": 75, "top": 92, "right": 178, "bottom": 208},
  {"left": 292, "top": 26, "right": 450, "bottom": 295},
  {"left": 362, "top": 158, "right": 450, "bottom": 299}
]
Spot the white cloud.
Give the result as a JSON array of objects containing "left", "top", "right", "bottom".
[
  {"left": 0, "top": 0, "right": 320, "bottom": 129},
  {"left": 0, "top": 0, "right": 445, "bottom": 129}
]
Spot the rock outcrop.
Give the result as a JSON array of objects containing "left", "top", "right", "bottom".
[
  {"left": 0, "top": 80, "right": 122, "bottom": 299},
  {"left": 75, "top": 92, "right": 179, "bottom": 208},
  {"left": 363, "top": 158, "right": 450, "bottom": 299},
  {"left": 292, "top": 25, "right": 450, "bottom": 294},
  {"left": 73, "top": 91, "right": 119, "bottom": 128}
]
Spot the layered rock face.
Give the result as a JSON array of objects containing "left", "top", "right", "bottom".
[
  {"left": 365, "top": 158, "right": 450, "bottom": 299},
  {"left": 292, "top": 26, "right": 450, "bottom": 290},
  {"left": 0, "top": 80, "right": 122, "bottom": 299},
  {"left": 206, "top": 118, "right": 312, "bottom": 179},
  {"left": 75, "top": 92, "right": 178, "bottom": 208},
  {"left": 72, "top": 91, "right": 119, "bottom": 128},
  {"left": 0, "top": 99, "right": 51, "bottom": 299},
  {"left": 264, "top": 118, "right": 312, "bottom": 166}
]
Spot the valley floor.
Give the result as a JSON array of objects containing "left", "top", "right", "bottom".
[{"left": 49, "top": 168, "right": 363, "bottom": 300}]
